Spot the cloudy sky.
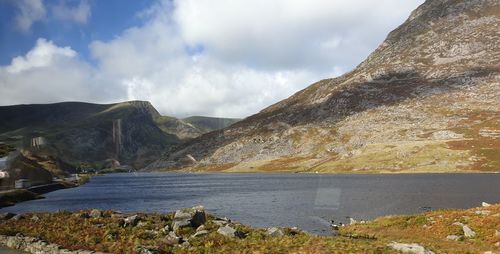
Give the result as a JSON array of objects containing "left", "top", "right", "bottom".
[{"left": 0, "top": 0, "right": 423, "bottom": 118}]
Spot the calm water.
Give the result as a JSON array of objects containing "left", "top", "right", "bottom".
[{"left": 2, "top": 173, "right": 499, "bottom": 234}]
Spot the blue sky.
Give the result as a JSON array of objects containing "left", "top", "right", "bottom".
[
  {"left": 0, "top": 0, "right": 156, "bottom": 64},
  {"left": 0, "top": 0, "right": 424, "bottom": 118}
]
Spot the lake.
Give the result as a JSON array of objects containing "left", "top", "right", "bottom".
[{"left": 1, "top": 173, "right": 499, "bottom": 234}]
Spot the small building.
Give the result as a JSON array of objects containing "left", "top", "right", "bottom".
[{"left": 15, "top": 179, "right": 31, "bottom": 189}]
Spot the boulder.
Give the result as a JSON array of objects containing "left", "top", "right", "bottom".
[
  {"left": 475, "top": 210, "right": 491, "bottom": 216},
  {"left": 162, "top": 232, "right": 180, "bottom": 246},
  {"left": 482, "top": 202, "right": 491, "bottom": 207},
  {"left": 173, "top": 220, "right": 191, "bottom": 232},
  {"left": 217, "top": 226, "right": 236, "bottom": 237},
  {"left": 463, "top": 225, "right": 476, "bottom": 238},
  {"left": 123, "top": 215, "right": 139, "bottom": 227},
  {"left": 89, "top": 209, "right": 102, "bottom": 219},
  {"left": 191, "top": 210, "right": 206, "bottom": 227},
  {"left": 266, "top": 227, "right": 284, "bottom": 237},
  {"left": 196, "top": 225, "right": 206, "bottom": 232},
  {"left": 387, "top": 242, "right": 435, "bottom": 254},
  {"left": 172, "top": 205, "right": 206, "bottom": 231}
]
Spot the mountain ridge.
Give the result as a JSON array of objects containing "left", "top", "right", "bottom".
[{"left": 146, "top": 0, "right": 499, "bottom": 172}]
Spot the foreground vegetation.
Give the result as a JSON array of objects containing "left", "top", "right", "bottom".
[{"left": 0, "top": 204, "right": 498, "bottom": 253}]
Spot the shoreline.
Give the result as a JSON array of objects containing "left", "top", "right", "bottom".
[
  {"left": 0, "top": 175, "right": 91, "bottom": 209},
  {"left": 0, "top": 204, "right": 498, "bottom": 253}
]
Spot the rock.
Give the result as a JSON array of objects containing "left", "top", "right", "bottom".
[
  {"left": 483, "top": 252, "right": 494, "bottom": 254},
  {"left": 30, "top": 215, "right": 40, "bottom": 222},
  {"left": 0, "top": 213, "right": 16, "bottom": 220},
  {"left": 452, "top": 222, "right": 465, "bottom": 227},
  {"left": 387, "top": 242, "right": 435, "bottom": 254},
  {"left": 191, "top": 210, "right": 206, "bottom": 227},
  {"left": 173, "top": 219, "right": 191, "bottom": 232},
  {"left": 213, "top": 219, "right": 228, "bottom": 226},
  {"left": 136, "top": 245, "right": 160, "bottom": 254},
  {"left": 463, "top": 225, "right": 476, "bottom": 238},
  {"left": 191, "top": 230, "right": 209, "bottom": 238},
  {"left": 162, "top": 231, "right": 180, "bottom": 246},
  {"left": 446, "top": 235, "right": 461, "bottom": 241},
  {"left": 217, "top": 226, "right": 236, "bottom": 237},
  {"left": 482, "top": 202, "right": 491, "bottom": 207},
  {"left": 123, "top": 215, "right": 139, "bottom": 227},
  {"left": 196, "top": 225, "right": 206, "bottom": 232},
  {"left": 11, "top": 214, "right": 25, "bottom": 221},
  {"left": 266, "top": 227, "right": 284, "bottom": 237},
  {"left": 89, "top": 209, "right": 102, "bottom": 218},
  {"left": 349, "top": 218, "right": 357, "bottom": 225},
  {"left": 174, "top": 210, "right": 192, "bottom": 221},
  {"left": 475, "top": 210, "right": 491, "bottom": 216}
]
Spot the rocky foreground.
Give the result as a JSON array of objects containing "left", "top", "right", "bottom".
[{"left": 0, "top": 204, "right": 499, "bottom": 254}]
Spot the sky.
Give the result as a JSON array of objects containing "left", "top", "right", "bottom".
[{"left": 0, "top": 0, "right": 424, "bottom": 118}]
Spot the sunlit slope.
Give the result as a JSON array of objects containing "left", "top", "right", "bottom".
[{"left": 148, "top": 0, "right": 500, "bottom": 172}]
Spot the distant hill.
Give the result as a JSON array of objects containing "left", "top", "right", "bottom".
[
  {"left": 147, "top": 0, "right": 500, "bottom": 173},
  {"left": 0, "top": 101, "right": 239, "bottom": 170},
  {"left": 155, "top": 116, "right": 239, "bottom": 140}
]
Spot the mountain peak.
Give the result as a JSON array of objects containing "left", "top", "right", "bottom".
[{"left": 147, "top": 0, "right": 500, "bottom": 173}]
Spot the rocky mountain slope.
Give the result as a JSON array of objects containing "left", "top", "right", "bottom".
[
  {"left": 0, "top": 101, "right": 238, "bottom": 169},
  {"left": 148, "top": 0, "right": 499, "bottom": 172}
]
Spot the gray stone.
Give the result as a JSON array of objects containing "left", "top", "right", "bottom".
[
  {"left": 217, "top": 226, "right": 236, "bottom": 237},
  {"left": 196, "top": 225, "right": 205, "bottom": 232},
  {"left": 213, "top": 220, "right": 228, "bottom": 226},
  {"left": 446, "top": 235, "right": 461, "bottom": 241},
  {"left": 475, "top": 210, "right": 491, "bottom": 215},
  {"left": 266, "top": 227, "right": 284, "bottom": 237},
  {"left": 174, "top": 210, "right": 192, "bottom": 221},
  {"left": 123, "top": 215, "right": 139, "bottom": 227},
  {"left": 463, "top": 225, "right": 476, "bottom": 238},
  {"left": 482, "top": 202, "right": 491, "bottom": 207},
  {"left": 387, "top": 242, "right": 435, "bottom": 254},
  {"left": 89, "top": 209, "right": 102, "bottom": 218},
  {"left": 162, "top": 231, "right": 180, "bottom": 246},
  {"left": 191, "top": 230, "right": 209, "bottom": 238},
  {"left": 173, "top": 219, "right": 191, "bottom": 232},
  {"left": 136, "top": 245, "right": 160, "bottom": 254}
]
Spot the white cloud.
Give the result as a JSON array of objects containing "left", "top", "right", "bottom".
[
  {"left": 1, "top": 0, "right": 425, "bottom": 118},
  {"left": 51, "top": 0, "right": 91, "bottom": 25},
  {"left": 6, "top": 38, "right": 76, "bottom": 73},
  {"left": 0, "top": 38, "right": 121, "bottom": 105},
  {"left": 12, "top": 0, "right": 46, "bottom": 33}
]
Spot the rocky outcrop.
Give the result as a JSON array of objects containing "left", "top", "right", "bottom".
[
  {"left": 0, "top": 234, "right": 109, "bottom": 254},
  {"left": 387, "top": 242, "right": 435, "bottom": 254}
]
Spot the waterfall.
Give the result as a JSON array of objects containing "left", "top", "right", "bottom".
[{"left": 112, "top": 119, "right": 122, "bottom": 157}]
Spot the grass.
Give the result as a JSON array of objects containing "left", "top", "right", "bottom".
[{"left": 1, "top": 205, "right": 498, "bottom": 253}]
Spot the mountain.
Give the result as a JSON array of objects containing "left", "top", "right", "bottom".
[
  {"left": 0, "top": 101, "right": 238, "bottom": 170},
  {"left": 147, "top": 0, "right": 499, "bottom": 172},
  {"left": 155, "top": 116, "right": 240, "bottom": 140}
]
